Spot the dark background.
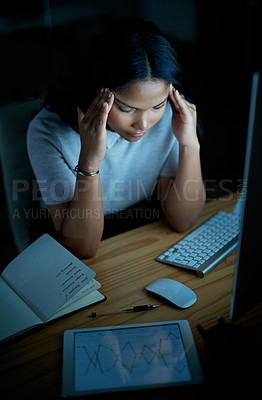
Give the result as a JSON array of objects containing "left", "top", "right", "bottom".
[{"left": 1, "top": 0, "right": 262, "bottom": 265}]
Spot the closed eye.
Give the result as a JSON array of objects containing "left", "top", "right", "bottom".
[
  {"left": 153, "top": 101, "right": 166, "bottom": 110},
  {"left": 118, "top": 105, "right": 134, "bottom": 113},
  {"left": 115, "top": 96, "right": 168, "bottom": 113}
]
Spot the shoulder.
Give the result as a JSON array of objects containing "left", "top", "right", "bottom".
[
  {"left": 27, "top": 107, "right": 78, "bottom": 152},
  {"left": 27, "top": 107, "right": 70, "bottom": 138}
]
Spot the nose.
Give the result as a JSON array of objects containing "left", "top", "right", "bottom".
[{"left": 132, "top": 111, "right": 148, "bottom": 132}]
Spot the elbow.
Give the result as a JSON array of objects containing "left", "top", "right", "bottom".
[
  {"left": 163, "top": 204, "right": 205, "bottom": 233},
  {"left": 169, "top": 219, "right": 196, "bottom": 234},
  {"left": 73, "top": 245, "right": 99, "bottom": 259},
  {"left": 72, "top": 237, "right": 101, "bottom": 259},
  {"left": 58, "top": 233, "right": 101, "bottom": 259}
]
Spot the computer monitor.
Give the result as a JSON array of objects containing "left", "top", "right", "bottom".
[{"left": 230, "top": 68, "right": 262, "bottom": 321}]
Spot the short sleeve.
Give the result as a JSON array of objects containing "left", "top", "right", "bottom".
[{"left": 26, "top": 109, "right": 79, "bottom": 206}]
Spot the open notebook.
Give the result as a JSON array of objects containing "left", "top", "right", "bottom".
[{"left": 0, "top": 234, "right": 105, "bottom": 342}]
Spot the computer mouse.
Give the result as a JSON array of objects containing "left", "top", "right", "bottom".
[{"left": 146, "top": 278, "right": 197, "bottom": 308}]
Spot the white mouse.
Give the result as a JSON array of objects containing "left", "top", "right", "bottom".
[{"left": 146, "top": 278, "right": 197, "bottom": 309}]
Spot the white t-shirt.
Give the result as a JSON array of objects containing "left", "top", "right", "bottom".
[{"left": 27, "top": 101, "right": 179, "bottom": 214}]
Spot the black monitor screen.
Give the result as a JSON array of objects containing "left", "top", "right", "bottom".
[{"left": 230, "top": 69, "right": 262, "bottom": 321}]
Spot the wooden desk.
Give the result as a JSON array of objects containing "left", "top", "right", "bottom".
[{"left": 1, "top": 194, "right": 262, "bottom": 398}]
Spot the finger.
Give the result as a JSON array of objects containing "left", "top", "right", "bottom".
[
  {"left": 173, "top": 89, "right": 192, "bottom": 116},
  {"left": 93, "top": 89, "right": 113, "bottom": 125},
  {"left": 77, "top": 106, "right": 85, "bottom": 126},
  {"left": 84, "top": 89, "right": 107, "bottom": 126},
  {"left": 169, "top": 85, "right": 180, "bottom": 113},
  {"left": 88, "top": 89, "right": 105, "bottom": 115},
  {"left": 183, "top": 98, "right": 196, "bottom": 113},
  {"left": 97, "top": 92, "right": 114, "bottom": 128},
  {"left": 96, "top": 90, "right": 114, "bottom": 119},
  {"left": 80, "top": 89, "right": 113, "bottom": 130},
  {"left": 98, "top": 101, "right": 109, "bottom": 127},
  {"left": 178, "top": 94, "right": 196, "bottom": 117},
  {"left": 95, "top": 88, "right": 112, "bottom": 108},
  {"left": 106, "top": 91, "right": 114, "bottom": 112}
]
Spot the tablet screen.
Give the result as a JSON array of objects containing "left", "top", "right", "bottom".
[{"left": 62, "top": 320, "right": 203, "bottom": 396}]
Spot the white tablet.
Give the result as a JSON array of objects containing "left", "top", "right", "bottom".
[{"left": 62, "top": 320, "right": 203, "bottom": 397}]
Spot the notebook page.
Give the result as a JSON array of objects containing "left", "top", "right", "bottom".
[
  {"left": 57, "top": 279, "right": 101, "bottom": 311},
  {"left": 0, "top": 278, "right": 42, "bottom": 342},
  {"left": 47, "top": 290, "right": 105, "bottom": 321},
  {"left": 2, "top": 234, "right": 96, "bottom": 321}
]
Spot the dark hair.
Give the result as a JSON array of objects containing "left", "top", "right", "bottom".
[{"left": 45, "top": 17, "right": 182, "bottom": 130}]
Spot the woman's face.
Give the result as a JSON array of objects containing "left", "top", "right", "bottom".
[{"left": 107, "top": 80, "right": 170, "bottom": 142}]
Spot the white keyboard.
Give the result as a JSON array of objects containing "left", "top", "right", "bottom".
[{"left": 156, "top": 212, "right": 240, "bottom": 277}]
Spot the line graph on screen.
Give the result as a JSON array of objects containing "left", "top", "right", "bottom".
[{"left": 75, "top": 328, "right": 189, "bottom": 377}]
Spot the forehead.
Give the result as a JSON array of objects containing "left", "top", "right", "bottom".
[{"left": 114, "top": 80, "right": 169, "bottom": 109}]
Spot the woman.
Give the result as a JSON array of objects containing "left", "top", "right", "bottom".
[{"left": 27, "top": 17, "right": 206, "bottom": 258}]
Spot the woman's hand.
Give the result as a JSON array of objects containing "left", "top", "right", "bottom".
[
  {"left": 77, "top": 88, "right": 114, "bottom": 171},
  {"left": 169, "top": 84, "right": 199, "bottom": 150}
]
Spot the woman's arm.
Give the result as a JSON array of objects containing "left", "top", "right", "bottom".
[
  {"left": 160, "top": 86, "right": 206, "bottom": 232},
  {"left": 48, "top": 173, "right": 103, "bottom": 258},
  {"left": 48, "top": 89, "right": 114, "bottom": 258}
]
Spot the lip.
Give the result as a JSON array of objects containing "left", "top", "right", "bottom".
[{"left": 129, "top": 131, "right": 147, "bottom": 138}]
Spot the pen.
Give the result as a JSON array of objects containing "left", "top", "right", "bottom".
[{"left": 91, "top": 304, "right": 159, "bottom": 317}]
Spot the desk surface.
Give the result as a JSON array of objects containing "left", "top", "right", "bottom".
[{"left": 1, "top": 194, "right": 262, "bottom": 398}]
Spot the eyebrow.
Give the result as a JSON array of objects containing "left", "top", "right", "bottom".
[{"left": 114, "top": 95, "right": 169, "bottom": 110}]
